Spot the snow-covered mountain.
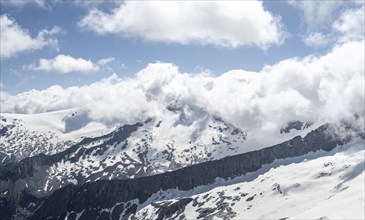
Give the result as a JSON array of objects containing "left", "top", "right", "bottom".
[
  {"left": 0, "top": 109, "right": 363, "bottom": 219},
  {"left": 26, "top": 117, "right": 365, "bottom": 220},
  {"left": 134, "top": 140, "right": 364, "bottom": 220},
  {"left": 1, "top": 1, "right": 364, "bottom": 219},
  {"left": 0, "top": 109, "right": 111, "bottom": 164},
  {"left": 0, "top": 110, "right": 248, "bottom": 196},
  {"left": 0, "top": 115, "right": 73, "bottom": 164}
]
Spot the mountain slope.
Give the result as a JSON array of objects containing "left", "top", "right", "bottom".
[
  {"left": 0, "top": 109, "right": 110, "bottom": 164},
  {"left": 137, "top": 140, "right": 364, "bottom": 220},
  {"left": 0, "top": 111, "right": 249, "bottom": 219},
  {"left": 0, "top": 111, "right": 363, "bottom": 219},
  {"left": 28, "top": 121, "right": 365, "bottom": 219},
  {"left": 0, "top": 111, "right": 248, "bottom": 196}
]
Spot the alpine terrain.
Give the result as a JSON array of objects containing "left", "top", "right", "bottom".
[
  {"left": 1, "top": 1, "right": 364, "bottom": 220},
  {"left": 0, "top": 107, "right": 364, "bottom": 219}
]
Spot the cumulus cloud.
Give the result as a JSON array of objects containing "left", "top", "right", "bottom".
[
  {"left": 0, "top": 15, "right": 60, "bottom": 59},
  {"left": 2, "top": 40, "right": 364, "bottom": 145},
  {"left": 30, "top": 54, "right": 100, "bottom": 74},
  {"left": 78, "top": 1, "right": 286, "bottom": 49}
]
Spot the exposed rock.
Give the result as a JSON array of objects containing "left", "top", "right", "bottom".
[
  {"left": 152, "top": 198, "right": 193, "bottom": 220},
  {"left": 280, "top": 121, "right": 313, "bottom": 134}
]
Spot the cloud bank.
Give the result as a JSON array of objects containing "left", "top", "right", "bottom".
[
  {"left": 2, "top": 40, "right": 364, "bottom": 139},
  {"left": 0, "top": 15, "right": 59, "bottom": 59},
  {"left": 78, "top": 1, "right": 286, "bottom": 49}
]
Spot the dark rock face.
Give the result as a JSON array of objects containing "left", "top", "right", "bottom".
[
  {"left": 0, "top": 126, "right": 8, "bottom": 136},
  {"left": 0, "top": 197, "right": 14, "bottom": 220},
  {"left": 0, "top": 190, "right": 42, "bottom": 220},
  {"left": 280, "top": 121, "right": 313, "bottom": 134},
  {"left": 29, "top": 123, "right": 362, "bottom": 220},
  {"left": 152, "top": 198, "right": 193, "bottom": 220}
]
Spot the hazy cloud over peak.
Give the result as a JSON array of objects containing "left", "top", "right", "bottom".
[{"left": 2, "top": 40, "right": 363, "bottom": 140}]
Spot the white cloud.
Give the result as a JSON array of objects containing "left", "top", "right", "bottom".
[
  {"left": 2, "top": 40, "right": 363, "bottom": 146},
  {"left": 0, "top": 15, "right": 60, "bottom": 59},
  {"left": 288, "top": 1, "right": 344, "bottom": 32},
  {"left": 97, "top": 57, "right": 115, "bottom": 65},
  {"left": 30, "top": 54, "right": 99, "bottom": 74},
  {"left": 303, "top": 32, "right": 330, "bottom": 47},
  {"left": 290, "top": 2, "right": 364, "bottom": 48},
  {"left": 78, "top": 1, "right": 286, "bottom": 49},
  {"left": 332, "top": 6, "right": 365, "bottom": 42}
]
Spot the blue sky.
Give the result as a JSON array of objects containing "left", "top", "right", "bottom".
[{"left": 0, "top": 0, "right": 362, "bottom": 94}]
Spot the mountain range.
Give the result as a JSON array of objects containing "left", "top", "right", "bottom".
[{"left": 0, "top": 109, "right": 364, "bottom": 219}]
